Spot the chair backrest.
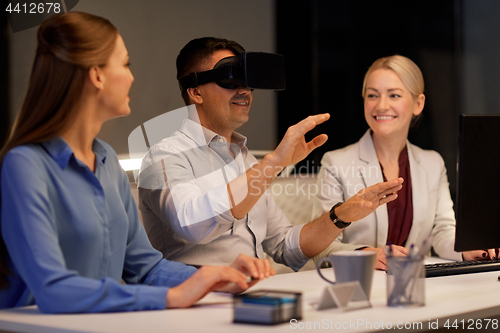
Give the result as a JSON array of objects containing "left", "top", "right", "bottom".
[
  {"left": 268, "top": 173, "right": 318, "bottom": 273},
  {"left": 128, "top": 106, "right": 190, "bottom": 182},
  {"left": 270, "top": 174, "right": 317, "bottom": 226}
]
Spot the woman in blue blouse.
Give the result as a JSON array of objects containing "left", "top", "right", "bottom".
[{"left": 0, "top": 12, "right": 273, "bottom": 313}]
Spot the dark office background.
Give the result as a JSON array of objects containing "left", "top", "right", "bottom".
[
  {"left": 3, "top": 0, "right": 500, "bottom": 201},
  {"left": 276, "top": 0, "right": 500, "bottom": 198},
  {"left": 277, "top": 0, "right": 461, "bottom": 197},
  {"left": 1, "top": 8, "right": 9, "bottom": 147}
]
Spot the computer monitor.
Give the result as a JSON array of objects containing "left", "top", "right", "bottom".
[{"left": 455, "top": 114, "right": 500, "bottom": 251}]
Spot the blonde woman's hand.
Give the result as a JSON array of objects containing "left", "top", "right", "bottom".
[
  {"left": 462, "top": 249, "right": 500, "bottom": 261},
  {"left": 361, "top": 245, "right": 409, "bottom": 271}
]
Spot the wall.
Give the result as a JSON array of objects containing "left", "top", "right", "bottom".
[
  {"left": 276, "top": 0, "right": 460, "bottom": 179},
  {"left": 0, "top": 9, "right": 8, "bottom": 144},
  {"left": 7, "top": 0, "right": 500, "bottom": 185},
  {"left": 462, "top": 0, "right": 500, "bottom": 116},
  {"left": 275, "top": 0, "right": 500, "bottom": 199},
  {"left": 8, "top": 0, "right": 277, "bottom": 155}
]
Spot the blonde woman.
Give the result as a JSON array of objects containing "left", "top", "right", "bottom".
[{"left": 313, "top": 55, "right": 495, "bottom": 270}]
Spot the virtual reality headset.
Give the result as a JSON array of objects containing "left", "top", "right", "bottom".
[{"left": 178, "top": 52, "right": 286, "bottom": 91}]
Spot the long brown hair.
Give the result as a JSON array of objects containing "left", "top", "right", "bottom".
[{"left": 0, "top": 12, "right": 118, "bottom": 288}]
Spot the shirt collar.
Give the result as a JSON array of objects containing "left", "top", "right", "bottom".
[
  {"left": 41, "top": 137, "right": 107, "bottom": 169},
  {"left": 230, "top": 131, "right": 247, "bottom": 148},
  {"left": 359, "top": 129, "right": 411, "bottom": 164},
  {"left": 92, "top": 139, "right": 107, "bottom": 166},
  {"left": 180, "top": 117, "right": 248, "bottom": 149}
]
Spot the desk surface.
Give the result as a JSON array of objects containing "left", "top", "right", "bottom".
[{"left": 1, "top": 267, "right": 500, "bottom": 333}]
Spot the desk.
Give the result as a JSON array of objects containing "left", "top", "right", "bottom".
[{"left": 1, "top": 268, "right": 500, "bottom": 333}]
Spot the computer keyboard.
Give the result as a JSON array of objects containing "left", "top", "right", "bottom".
[{"left": 425, "top": 259, "right": 500, "bottom": 278}]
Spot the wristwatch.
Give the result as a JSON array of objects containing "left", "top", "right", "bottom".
[{"left": 329, "top": 202, "right": 351, "bottom": 229}]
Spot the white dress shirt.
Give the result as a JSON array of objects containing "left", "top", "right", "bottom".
[{"left": 138, "top": 114, "right": 309, "bottom": 270}]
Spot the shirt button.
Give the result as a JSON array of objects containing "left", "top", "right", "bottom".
[{"left": 218, "top": 138, "right": 224, "bottom": 142}]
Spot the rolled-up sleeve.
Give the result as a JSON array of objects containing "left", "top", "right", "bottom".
[{"left": 262, "top": 193, "right": 309, "bottom": 271}]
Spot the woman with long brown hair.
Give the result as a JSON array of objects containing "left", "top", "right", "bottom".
[{"left": 0, "top": 12, "right": 273, "bottom": 313}]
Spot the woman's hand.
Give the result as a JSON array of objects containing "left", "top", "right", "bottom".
[
  {"left": 462, "top": 249, "right": 500, "bottom": 261},
  {"left": 360, "top": 245, "right": 409, "bottom": 270},
  {"left": 166, "top": 265, "right": 249, "bottom": 308},
  {"left": 166, "top": 255, "right": 274, "bottom": 308},
  {"left": 214, "top": 254, "right": 276, "bottom": 294},
  {"left": 229, "top": 253, "right": 275, "bottom": 280}
]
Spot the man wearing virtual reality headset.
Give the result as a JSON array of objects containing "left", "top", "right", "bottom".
[{"left": 138, "top": 37, "right": 403, "bottom": 273}]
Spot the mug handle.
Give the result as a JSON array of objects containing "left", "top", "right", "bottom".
[{"left": 316, "top": 257, "right": 335, "bottom": 284}]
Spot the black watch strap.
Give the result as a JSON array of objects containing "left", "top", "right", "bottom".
[{"left": 329, "top": 202, "right": 351, "bottom": 229}]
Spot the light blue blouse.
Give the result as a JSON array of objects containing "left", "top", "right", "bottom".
[{"left": 0, "top": 137, "right": 196, "bottom": 313}]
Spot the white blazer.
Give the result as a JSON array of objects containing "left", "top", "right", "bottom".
[{"left": 312, "top": 130, "right": 462, "bottom": 261}]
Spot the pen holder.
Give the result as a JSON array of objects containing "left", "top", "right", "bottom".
[{"left": 386, "top": 256, "right": 425, "bottom": 307}]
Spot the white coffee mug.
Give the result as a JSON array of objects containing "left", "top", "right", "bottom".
[{"left": 316, "top": 251, "right": 376, "bottom": 299}]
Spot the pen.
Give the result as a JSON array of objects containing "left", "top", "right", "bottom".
[
  {"left": 415, "top": 235, "right": 434, "bottom": 260},
  {"left": 385, "top": 242, "right": 393, "bottom": 259},
  {"left": 408, "top": 244, "right": 415, "bottom": 259},
  {"left": 388, "top": 236, "right": 434, "bottom": 305}
]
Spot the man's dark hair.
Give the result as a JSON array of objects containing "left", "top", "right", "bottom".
[{"left": 176, "top": 37, "right": 245, "bottom": 105}]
